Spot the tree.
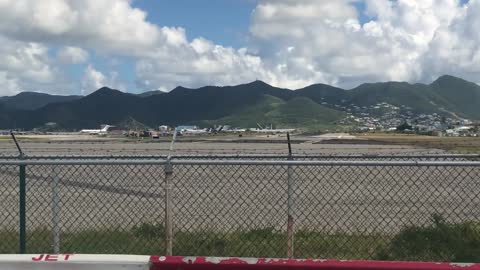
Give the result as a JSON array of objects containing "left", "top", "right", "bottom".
[{"left": 397, "top": 122, "right": 413, "bottom": 132}]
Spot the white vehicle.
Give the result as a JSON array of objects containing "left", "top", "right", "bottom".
[{"left": 80, "top": 125, "right": 113, "bottom": 135}]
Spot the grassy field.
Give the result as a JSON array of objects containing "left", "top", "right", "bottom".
[
  {"left": 0, "top": 226, "right": 387, "bottom": 259},
  {"left": 3, "top": 217, "right": 480, "bottom": 262},
  {"left": 358, "top": 133, "right": 480, "bottom": 153}
]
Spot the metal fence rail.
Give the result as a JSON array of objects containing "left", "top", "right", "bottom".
[
  {"left": 1, "top": 153, "right": 479, "bottom": 161},
  {"left": 1, "top": 158, "right": 480, "bottom": 262}
]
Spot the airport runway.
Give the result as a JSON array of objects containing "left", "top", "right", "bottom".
[
  {"left": 0, "top": 134, "right": 446, "bottom": 157},
  {"left": 1, "top": 161, "right": 479, "bottom": 235},
  {"left": 1, "top": 138, "right": 478, "bottom": 238},
  {"left": 2, "top": 135, "right": 479, "bottom": 255}
]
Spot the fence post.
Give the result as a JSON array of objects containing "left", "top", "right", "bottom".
[
  {"left": 164, "top": 129, "right": 177, "bottom": 256},
  {"left": 11, "top": 130, "right": 26, "bottom": 254},
  {"left": 51, "top": 166, "right": 61, "bottom": 253},
  {"left": 19, "top": 164, "right": 26, "bottom": 254},
  {"left": 164, "top": 161, "right": 173, "bottom": 256},
  {"left": 286, "top": 132, "right": 295, "bottom": 258}
]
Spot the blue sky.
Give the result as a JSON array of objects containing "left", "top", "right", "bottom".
[
  {"left": 0, "top": 0, "right": 478, "bottom": 96},
  {"left": 131, "top": 1, "right": 381, "bottom": 48},
  {"left": 133, "top": 0, "right": 258, "bottom": 48}
]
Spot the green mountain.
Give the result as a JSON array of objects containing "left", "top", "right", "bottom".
[
  {"left": 0, "top": 92, "right": 81, "bottom": 110},
  {"left": 136, "top": 90, "right": 166, "bottom": 97},
  {"left": 212, "top": 95, "right": 345, "bottom": 128},
  {"left": 0, "top": 75, "right": 478, "bottom": 130},
  {"left": 348, "top": 82, "right": 439, "bottom": 112},
  {"left": 430, "top": 75, "right": 480, "bottom": 118},
  {"left": 30, "top": 87, "right": 150, "bottom": 129},
  {"left": 296, "top": 75, "right": 480, "bottom": 119},
  {"left": 295, "top": 83, "right": 349, "bottom": 104}
]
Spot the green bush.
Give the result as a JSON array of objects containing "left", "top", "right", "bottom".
[
  {"left": 132, "top": 223, "right": 165, "bottom": 239},
  {"left": 4, "top": 218, "right": 480, "bottom": 261},
  {"left": 243, "top": 227, "right": 278, "bottom": 240},
  {"left": 377, "top": 214, "right": 480, "bottom": 262}
]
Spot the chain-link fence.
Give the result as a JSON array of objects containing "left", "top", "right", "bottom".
[
  {"left": 1, "top": 153, "right": 479, "bottom": 161},
  {"left": 0, "top": 135, "right": 468, "bottom": 157},
  {"left": 1, "top": 158, "right": 480, "bottom": 262}
]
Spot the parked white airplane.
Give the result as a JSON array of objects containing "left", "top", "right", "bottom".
[
  {"left": 455, "top": 126, "right": 473, "bottom": 132},
  {"left": 80, "top": 125, "right": 113, "bottom": 135},
  {"left": 251, "top": 128, "right": 296, "bottom": 134},
  {"left": 251, "top": 123, "right": 295, "bottom": 134},
  {"left": 179, "top": 128, "right": 209, "bottom": 135},
  {"left": 231, "top": 128, "right": 246, "bottom": 133}
]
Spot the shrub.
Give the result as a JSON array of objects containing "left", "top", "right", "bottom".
[
  {"left": 377, "top": 214, "right": 480, "bottom": 262},
  {"left": 132, "top": 223, "right": 165, "bottom": 239},
  {"left": 243, "top": 227, "right": 278, "bottom": 240}
]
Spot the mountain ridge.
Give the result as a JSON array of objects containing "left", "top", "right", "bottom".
[
  {"left": 0, "top": 75, "right": 479, "bottom": 130},
  {"left": 0, "top": 92, "right": 81, "bottom": 111}
]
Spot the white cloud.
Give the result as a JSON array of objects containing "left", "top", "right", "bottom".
[
  {"left": 0, "top": 0, "right": 184, "bottom": 57},
  {"left": 0, "top": 71, "right": 21, "bottom": 96},
  {"left": 249, "top": 0, "right": 479, "bottom": 88},
  {"left": 0, "top": 36, "right": 55, "bottom": 83},
  {"left": 0, "top": 0, "right": 480, "bottom": 95},
  {"left": 81, "top": 65, "right": 127, "bottom": 95},
  {"left": 0, "top": 35, "right": 68, "bottom": 95},
  {"left": 81, "top": 65, "right": 105, "bottom": 94},
  {"left": 57, "top": 46, "right": 89, "bottom": 64},
  {"left": 135, "top": 39, "right": 277, "bottom": 91},
  {"left": 0, "top": 0, "right": 274, "bottom": 94},
  {"left": 418, "top": 0, "right": 480, "bottom": 83}
]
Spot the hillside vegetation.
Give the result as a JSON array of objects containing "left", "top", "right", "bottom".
[
  {"left": 212, "top": 95, "right": 345, "bottom": 129},
  {"left": 0, "top": 75, "right": 478, "bottom": 130}
]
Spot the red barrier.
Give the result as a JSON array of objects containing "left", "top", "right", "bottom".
[
  {"left": 150, "top": 256, "right": 480, "bottom": 270},
  {"left": 0, "top": 254, "right": 151, "bottom": 270},
  {"left": 2, "top": 254, "right": 480, "bottom": 270}
]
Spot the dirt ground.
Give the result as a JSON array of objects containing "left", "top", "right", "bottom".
[{"left": 1, "top": 134, "right": 478, "bottom": 237}]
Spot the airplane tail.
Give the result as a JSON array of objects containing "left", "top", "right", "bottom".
[{"left": 101, "top": 125, "right": 112, "bottom": 132}]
